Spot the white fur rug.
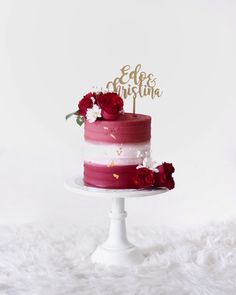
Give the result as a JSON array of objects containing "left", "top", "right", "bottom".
[{"left": 0, "top": 221, "right": 236, "bottom": 295}]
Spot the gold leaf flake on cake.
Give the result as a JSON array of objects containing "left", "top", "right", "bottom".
[
  {"left": 136, "top": 150, "right": 142, "bottom": 158},
  {"left": 107, "top": 161, "right": 115, "bottom": 167},
  {"left": 113, "top": 173, "right": 119, "bottom": 179},
  {"left": 116, "top": 147, "right": 123, "bottom": 156}
]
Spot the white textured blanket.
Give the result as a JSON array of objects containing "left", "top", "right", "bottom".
[{"left": 0, "top": 221, "right": 236, "bottom": 295}]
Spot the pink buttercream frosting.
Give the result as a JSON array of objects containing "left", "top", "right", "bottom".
[
  {"left": 84, "top": 112, "right": 151, "bottom": 144},
  {"left": 84, "top": 162, "right": 138, "bottom": 189}
]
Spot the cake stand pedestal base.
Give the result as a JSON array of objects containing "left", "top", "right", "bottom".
[
  {"left": 91, "top": 198, "right": 144, "bottom": 266},
  {"left": 64, "top": 177, "right": 167, "bottom": 266}
]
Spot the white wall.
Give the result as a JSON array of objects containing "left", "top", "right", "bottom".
[{"left": 0, "top": 0, "right": 236, "bottom": 228}]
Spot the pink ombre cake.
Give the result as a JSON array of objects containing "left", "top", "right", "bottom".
[{"left": 83, "top": 112, "right": 151, "bottom": 188}]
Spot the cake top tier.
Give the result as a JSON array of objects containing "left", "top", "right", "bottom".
[{"left": 84, "top": 112, "right": 151, "bottom": 144}]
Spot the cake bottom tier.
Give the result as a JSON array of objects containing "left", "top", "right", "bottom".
[{"left": 84, "top": 162, "right": 138, "bottom": 189}]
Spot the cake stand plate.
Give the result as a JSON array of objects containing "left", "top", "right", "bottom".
[{"left": 64, "top": 176, "right": 168, "bottom": 266}]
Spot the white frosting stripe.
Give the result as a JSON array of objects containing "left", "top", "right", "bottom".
[{"left": 83, "top": 141, "right": 150, "bottom": 165}]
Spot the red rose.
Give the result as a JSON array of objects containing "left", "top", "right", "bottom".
[
  {"left": 133, "top": 167, "right": 154, "bottom": 189},
  {"left": 96, "top": 92, "right": 123, "bottom": 120},
  {"left": 78, "top": 92, "right": 96, "bottom": 116},
  {"left": 154, "top": 162, "right": 175, "bottom": 190}
]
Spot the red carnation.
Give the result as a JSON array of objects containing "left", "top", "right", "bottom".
[
  {"left": 96, "top": 92, "right": 123, "bottom": 120},
  {"left": 78, "top": 92, "right": 96, "bottom": 116},
  {"left": 154, "top": 162, "right": 175, "bottom": 190},
  {"left": 133, "top": 167, "right": 154, "bottom": 189}
]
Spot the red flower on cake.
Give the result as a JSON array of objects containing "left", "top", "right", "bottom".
[
  {"left": 78, "top": 92, "right": 96, "bottom": 116},
  {"left": 96, "top": 92, "right": 123, "bottom": 120},
  {"left": 154, "top": 162, "right": 175, "bottom": 190},
  {"left": 66, "top": 91, "right": 124, "bottom": 126},
  {"left": 133, "top": 167, "right": 154, "bottom": 188}
]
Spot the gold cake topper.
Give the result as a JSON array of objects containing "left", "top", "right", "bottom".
[{"left": 106, "top": 64, "right": 162, "bottom": 114}]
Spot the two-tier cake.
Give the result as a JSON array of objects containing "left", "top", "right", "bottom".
[{"left": 66, "top": 91, "right": 175, "bottom": 190}]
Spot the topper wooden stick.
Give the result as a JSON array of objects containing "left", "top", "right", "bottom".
[{"left": 133, "top": 97, "right": 136, "bottom": 115}]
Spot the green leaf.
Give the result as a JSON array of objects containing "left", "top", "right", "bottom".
[
  {"left": 76, "top": 116, "right": 84, "bottom": 126},
  {"left": 65, "top": 111, "right": 78, "bottom": 120}
]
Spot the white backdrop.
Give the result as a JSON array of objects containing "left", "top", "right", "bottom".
[{"left": 0, "top": 0, "right": 236, "bottom": 228}]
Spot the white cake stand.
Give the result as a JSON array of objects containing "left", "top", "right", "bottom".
[{"left": 64, "top": 176, "right": 168, "bottom": 266}]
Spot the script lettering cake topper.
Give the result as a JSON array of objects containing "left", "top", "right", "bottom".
[{"left": 106, "top": 64, "right": 163, "bottom": 114}]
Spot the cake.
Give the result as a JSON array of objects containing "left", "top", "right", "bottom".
[
  {"left": 83, "top": 112, "right": 151, "bottom": 188},
  {"left": 66, "top": 91, "right": 175, "bottom": 190}
]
